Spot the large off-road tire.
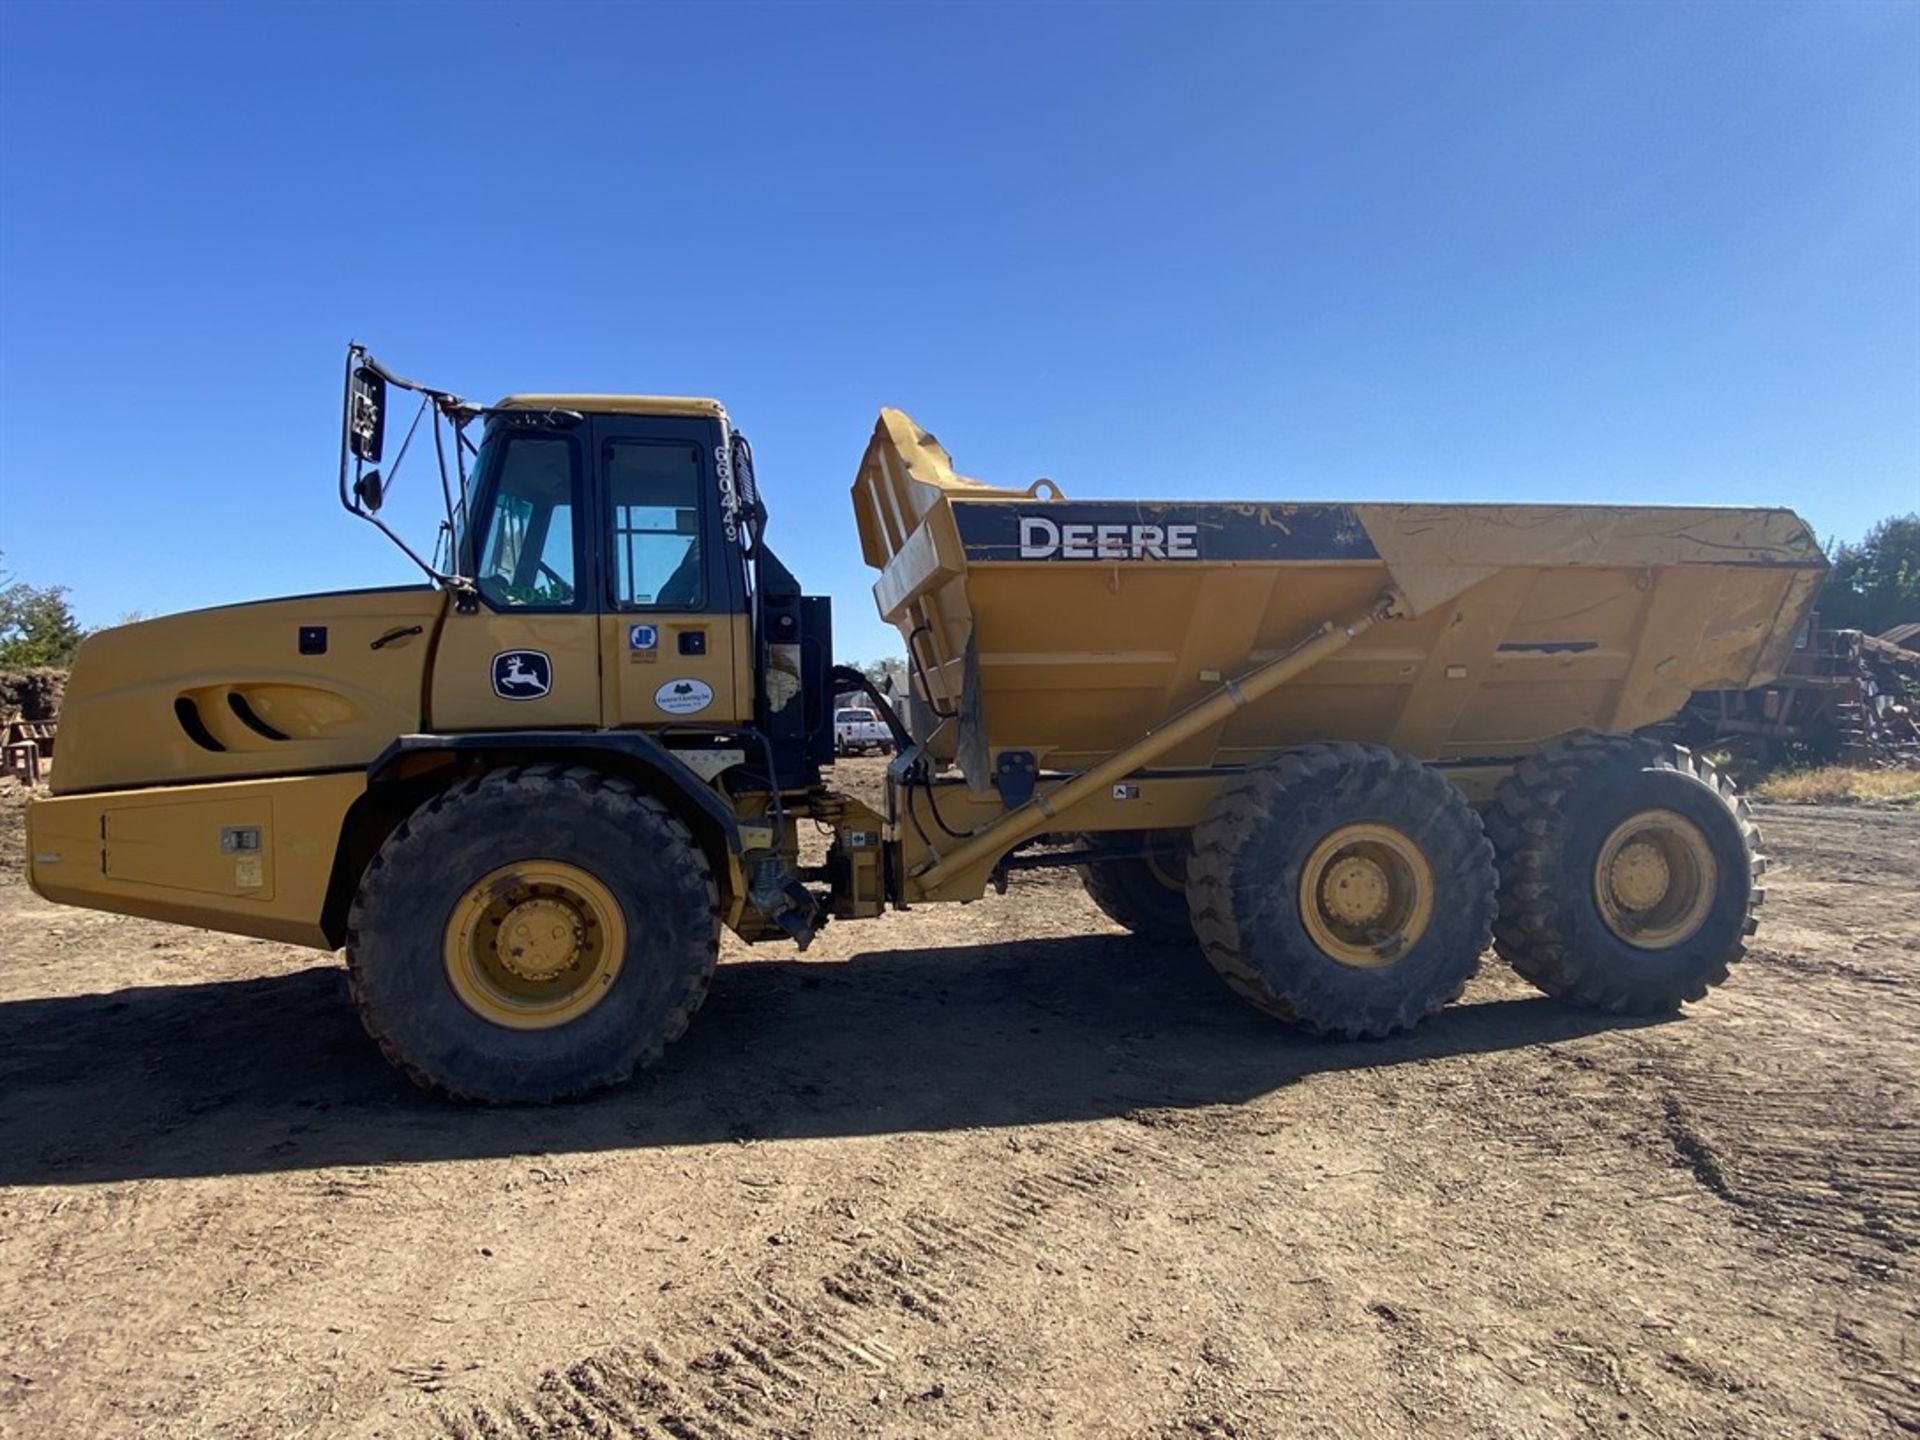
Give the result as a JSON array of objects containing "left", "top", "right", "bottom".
[
  {"left": 1077, "top": 833, "right": 1194, "bottom": 943},
  {"left": 1185, "top": 743, "right": 1496, "bottom": 1038},
  {"left": 346, "top": 764, "right": 719, "bottom": 1103},
  {"left": 1486, "top": 734, "right": 1763, "bottom": 1014}
]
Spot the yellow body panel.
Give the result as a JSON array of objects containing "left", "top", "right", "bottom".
[
  {"left": 26, "top": 772, "right": 366, "bottom": 948},
  {"left": 599, "top": 612, "right": 752, "bottom": 727},
  {"left": 429, "top": 607, "right": 603, "bottom": 731},
  {"left": 51, "top": 588, "right": 444, "bottom": 795},
  {"left": 852, "top": 409, "right": 1826, "bottom": 783}
]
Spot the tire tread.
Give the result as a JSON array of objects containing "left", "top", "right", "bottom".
[
  {"left": 345, "top": 765, "right": 719, "bottom": 1103},
  {"left": 1485, "top": 732, "right": 1763, "bottom": 1014},
  {"left": 1185, "top": 743, "right": 1496, "bottom": 1038}
]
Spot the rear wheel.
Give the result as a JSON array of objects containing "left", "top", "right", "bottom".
[
  {"left": 1185, "top": 743, "right": 1495, "bottom": 1038},
  {"left": 1077, "top": 833, "right": 1194, "bottom": 942},
  {"left": 346, "top": 764, "right": 719, "bottom": 1102},
  {"left": 1486, "top": 734, "right": 1762, "bottom": 1014}
]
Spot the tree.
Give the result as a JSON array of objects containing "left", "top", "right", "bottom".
[
  {"left": 857, "top": 657, "right": 907, "bottom": 692},
  {"left": 0, "top": 578, "right": 84, "bottom": 668},
  {"left": 1819, "top": 514, "right": 1920, "bottom": 635}
]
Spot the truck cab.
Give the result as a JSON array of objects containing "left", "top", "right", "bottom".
[{"left": 434, "top": 397, "right": 767, "bottom": 736}]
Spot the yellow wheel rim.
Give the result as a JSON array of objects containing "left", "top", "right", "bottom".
[
  {"left": 443, "top": 861, "right": 626, "bottom": 1030},
  {"left": 1298, "top": 823, "right": 1435, "bottom": 968},
  {"left": 1594, "top": 809, "right": 1717, "bottom": 950}
]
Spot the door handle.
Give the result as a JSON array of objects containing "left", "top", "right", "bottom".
[{"left": 370, "top": 625, "right": 425, "bottom": 651}]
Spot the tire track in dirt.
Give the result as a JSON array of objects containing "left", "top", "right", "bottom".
[
  {"left": 1543, "top": 989, "right": 1920, "bottom": 1435},
  {"left": 1658, "top": 1074, "right": 1918, "bottom": 1278},
  {"left": 1638, "top": 854, "right": 1920, "bottom": 1439},
  {"left": 1650, "top": 811, "right": 1920, "bottom": 1275},
  {"left": 437, "top": 1128, "right": 1188, "bottom": 1438}
]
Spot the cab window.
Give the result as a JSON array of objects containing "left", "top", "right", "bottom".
[
  {"left": 474, "top": 434, "right": 578, "bottom": 609},
  {"left": 607, "top": 440, "right": 704, "bottom": 609}
]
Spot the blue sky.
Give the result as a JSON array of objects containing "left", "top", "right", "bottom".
[{"left": 1, "top": 1, "right": 1915, "bottom": 664}]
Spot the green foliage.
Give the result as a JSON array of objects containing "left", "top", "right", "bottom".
[
  {"left": 1819, "top": 514, "right": 1920, "bottom": 635},
  {"left": 0, "top": 578, "right": 84, "bottom": 668}
]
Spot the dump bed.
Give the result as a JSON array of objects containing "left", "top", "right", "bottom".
[{"left": 852, "top": 410, "right": 1827, "bottom": 782}]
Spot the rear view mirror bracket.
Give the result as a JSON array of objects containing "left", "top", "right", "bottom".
[{"left": 337, "top": 340, "right": 477, "bottom": 598}]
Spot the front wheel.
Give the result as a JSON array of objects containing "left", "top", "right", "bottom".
[
  {"left": 1485, "top": 735, "right": 1763, "bottom": 1014},
  {"left": 346, "top": 764, "right": 719, "bottom": 1102}
]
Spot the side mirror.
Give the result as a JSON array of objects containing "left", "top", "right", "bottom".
[
  {"left": 348, "top": 365, "right": 387, "bottom": 463},
  {"left": 354, "top": 468, "right": 385, "bottom": 513}
]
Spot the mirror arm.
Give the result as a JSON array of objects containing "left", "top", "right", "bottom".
[
  {"left": 378, "top": 395, "right": 429, "bottom": 507},
  {"left": 353, "top": 506, "right": 474, "bottom": 598},
  {"left": 357, "top": 353, "right": 470, "bottom": 412},
  {"left": 336, "top": 342, "right": 476, "bottom": 603}
]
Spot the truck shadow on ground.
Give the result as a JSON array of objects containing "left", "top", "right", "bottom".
[{"left": 0, "top": 934, "right": 1665, "bottom": 1186}]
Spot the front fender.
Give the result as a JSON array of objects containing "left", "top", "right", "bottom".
[
  {"left": 370, "top": 731, "right": 745, "bottom": 853},
  {"left": 362, "top": 731, "right": 759, "bottom": 938}
]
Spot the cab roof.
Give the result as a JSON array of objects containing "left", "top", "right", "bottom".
[{"left": 494, "top": 394, "right": 727, "bottom": 420}]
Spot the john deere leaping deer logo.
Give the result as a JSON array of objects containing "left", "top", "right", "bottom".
[{"left": 491, "top": 650, "right": 552, "bottom": 700}]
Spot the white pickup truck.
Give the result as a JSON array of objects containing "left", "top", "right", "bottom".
[{"left": 833, "top": 706, "right": 891, "bottom": 756}]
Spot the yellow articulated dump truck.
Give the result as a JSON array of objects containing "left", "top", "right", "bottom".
[{"left": 27, "top": 348, "right": 1827, "bottom": 1101}]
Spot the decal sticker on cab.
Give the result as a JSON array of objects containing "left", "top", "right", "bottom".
[{"left": 655, "top": 677, "right": 714, "bottom": 715}]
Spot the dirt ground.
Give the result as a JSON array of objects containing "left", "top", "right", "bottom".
[{"left": 1, "top": 760, "right": 1915, "bottom": 1439}]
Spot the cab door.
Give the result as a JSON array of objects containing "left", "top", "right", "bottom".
[
  {"left": 593, "top": 416, "right": 750, "bottom": 729},
  {"left": 429, "top": 425, "right": 604, "bottom": 730}
]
